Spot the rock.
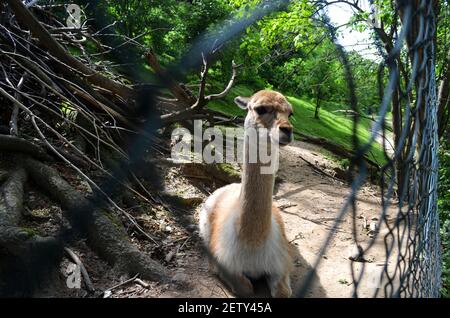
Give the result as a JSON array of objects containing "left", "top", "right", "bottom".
[
  {"left": 362, "top": 216, "right": 368, "bottom": 229},
  {"left": 186, "top": 224, "right": 198, "bottom": 231},
  {"left": 171, "top": 271, "right": 189, "bottom": 287},
  {"left": 348, "top": 244, "right": 364, "bottom": 261},
  {"left": 165, "top": 250, "right": 176, "bottom": 263},
  {"left": 165, "top": 225, "right": 173, "bottom": 233}
]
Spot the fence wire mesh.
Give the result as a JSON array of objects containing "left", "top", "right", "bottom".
[
  {"left": 0, "top": 0, "right": 442, "bottom": 298},
  {"left": 308, "top": 0, "right": 442, "bottom": 298},
  {"left": 362, "top": 0, "right": 440, "bottom": 298}
]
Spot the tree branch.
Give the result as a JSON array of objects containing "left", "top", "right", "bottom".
[
  {"left": 206, "top": 60, "right": 238, "bottom": 101},
  {"left": 145, "top": 50, "right": 197, "bottom": 108},
  {"left": 195, "top": 52, "right": 210, "bottom": 107},
  {"left": 159, "top": 58, "right": 238, "bottom": 126}
]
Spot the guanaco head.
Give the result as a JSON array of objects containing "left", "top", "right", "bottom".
[{"left": 234, "top": 90, "right": 294, "bottom": 146}]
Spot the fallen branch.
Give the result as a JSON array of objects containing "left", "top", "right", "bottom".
[
  {"left": 204, "top": 60, "right": 238, "bottom": 101},
  {"left": 10, "top": 73, "right": 27, "bottom": 136},
  {"left": 146, "top": 50, "right": 197, "bottom": 108},
  {"left": 295, "top": 132, "right": 382, "bottom": 170},
  {"left": 152, "top": 49, "right": 238, "bottom": 126},
  {"left": 103, "top": 273, "right": 139, "bottom": 296}
]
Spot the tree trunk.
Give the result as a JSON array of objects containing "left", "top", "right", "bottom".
[
  {"left": 314, "top": 89, "right": 321, "bottom": 119},
  {"left": 437, "top": 51, "right": 450, "bottom": 139},
  {"left": 391, "top": 82, "right": 405, "bottom": 196}
]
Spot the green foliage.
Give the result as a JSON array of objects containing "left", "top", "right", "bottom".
[
  {"left": 349, "top": 0, "right": 394, "bottom": 34},
  {"left": 91, "top": 0, "right": 383, "bottom": 122},
  {"left": 436, "top": 2, "right": 450, "bottom": 77},
  {"left": 438, "top": 139, "right": 450, "bottom": 297},
  {"left": 272, "top": 40, "right": 347, "bottom": 105},
  {"left": 209, "top": 84, "right": 254, "bottom": 117},
  {"left": 101, "top": 0, "right": 231, "bottom": 61}
]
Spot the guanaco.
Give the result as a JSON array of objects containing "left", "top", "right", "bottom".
[{"left": 199, "top": 90, "right": 294, "bottom": 297}]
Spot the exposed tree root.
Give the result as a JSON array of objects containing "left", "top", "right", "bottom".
[
  {"left": 0, "top": 161, "right": 62, "bottom": 297},
  {"left": 0, "top": 0, "right": 238, "bottom": 296},
  {"left": 22, "top": 157, "right": 168, "bottom": 282},
  {"left": 0, "top": 135, "right": 52, "bottom": 162}
]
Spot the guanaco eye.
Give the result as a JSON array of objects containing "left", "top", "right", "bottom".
[
  {"left": 289, "top": 112, "right": 294, "bottom": 118},
  {"left": 255, "top": 106, "right": 269, "bottom": 115}
]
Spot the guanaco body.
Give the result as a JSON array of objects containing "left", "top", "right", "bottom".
[{"left": 199, "top": 90, "right": 294, "bottom": 297}]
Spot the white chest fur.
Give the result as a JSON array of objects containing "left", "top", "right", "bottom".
[
  {"left": 214, "top": 213, "right": 286, "bottom": 278},
  {"left": 199, "top": 184, "right": 287, "bottom": 279}
]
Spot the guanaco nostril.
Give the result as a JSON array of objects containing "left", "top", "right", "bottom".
[{"left": 279, "top": 127, "right": 292, "bottom": 136}]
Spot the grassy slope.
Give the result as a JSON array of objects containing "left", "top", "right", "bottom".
[{"left": 208, "top": 84, "right": 386, "bottom": 166}]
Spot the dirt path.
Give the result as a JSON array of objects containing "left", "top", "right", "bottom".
[{"left": 149, "top": 140, "right": 398, "bottom": 298}]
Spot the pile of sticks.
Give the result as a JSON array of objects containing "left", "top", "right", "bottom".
[{"left": 0, "top": 0, "right": 237, "bottom": 296}]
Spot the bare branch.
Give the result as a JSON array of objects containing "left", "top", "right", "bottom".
[
  {"left": 10, "top": 73, "right": 26, "bottom": 136},
  {"left": 159, "top": 58, "right": 238, "bottom": 125},
  {"left": 195, "top": 52, "right": 210, "bottom": 107},
  {"left": 64, "top": 247, "right": 95, "bottom": 293},
  {"left": 206, "top": 60, "right": 238, "bottom": 101}
]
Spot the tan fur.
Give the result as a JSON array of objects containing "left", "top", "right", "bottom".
[
  {"left": 200, "top": 90, "right": 294, "bottom": 298},
  {"left": 238, "top": 165, "right": 274, "bottom": 246},
  {"left": 208, "top": 185, "right": 240, "bottom": 255}
]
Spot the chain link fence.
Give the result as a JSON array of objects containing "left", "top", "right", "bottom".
[
  {"left": 1, "top": 0, "right": 442, "bottom": 297},
  {"left": 298, "top": 0, "right": 442, "bottom": 298},
  {"left": 87, "top": 0, "right": 442, "bottom": 297}
]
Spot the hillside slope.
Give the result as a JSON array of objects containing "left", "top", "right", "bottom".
[{"left": 208, "top": 85, "right": 386, "bottom": 165}]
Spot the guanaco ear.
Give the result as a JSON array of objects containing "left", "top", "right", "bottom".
[{"left": 234, "top": 96, "right": 250, "bottom": 110}]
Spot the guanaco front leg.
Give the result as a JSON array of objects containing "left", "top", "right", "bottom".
[
  {"left": 226, "top": 273, "right": 254, "bottom": 297},
  {"left": 268, "top": 272, "right": 292, "bottom": 298},
  {"left": 209, "top": 258, "right": 254, "bottom": 296}
]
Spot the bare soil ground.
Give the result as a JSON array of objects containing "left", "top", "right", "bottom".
[
  {"left": 30, "top": 140, "right": 398, "bottom": 298},
  {"left": 152, "top": 140, "right": 397, "bottom": 298}
]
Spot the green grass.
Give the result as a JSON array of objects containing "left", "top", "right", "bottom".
[
  {"left": 208, "top": 84, "right": 253, "bottom": 117},
  {"left": 208, "top": 85, "right": 387, "bottom": 166},
  {"left": 287, "top": 96, "right": 386, "bottom": 165}
]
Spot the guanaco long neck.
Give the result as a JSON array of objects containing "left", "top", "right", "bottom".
[{"left": 239, "top": 130, "right": 275, "bottom": 244}]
